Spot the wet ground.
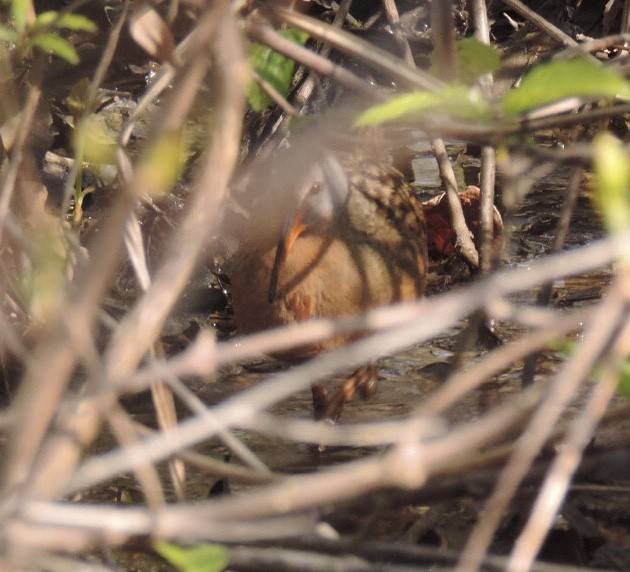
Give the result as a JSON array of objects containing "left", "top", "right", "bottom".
[
  {"left": 44, "top": 106, "right": 625, "bottom": 571},
  {"left": 108, "top": 152, "right": 625, "bottom": 550},
  {"left": 47, "top": 116, "right": 630, "bottom": 572},
  {"left": 0, "top": 3, "right": 626, "bottom": 570}
]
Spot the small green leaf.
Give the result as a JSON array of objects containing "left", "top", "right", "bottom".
[
  {"left": 73, "top": 114, "right": 117, "bottom": 164},
  {"left": 249, "top": 28, "right": 308, "bottom": 111},
  {"left": 455, "top": 38, "right": 500, "bottom": 83},
  {"left": 34, "top": 10, "right": 96, "bottom": 32},
  {"left": 547, "top": 337, "right": 577, "bottom": 356},
  {"left": 0, "top": 24, "right": 18, "bottom": 42},
  {"left": 429, "top": 38, "right": 500, "bottom": 84},
  {"left": 502, "top": 58, "right": 630, "bottom": 116},
  {"left": 135, "top": 129, "right": 188, "bottom": 197},
  {"left": 593, "top": 132, "right": 630, "bottom": 233},
  {"left": 618, "top": 358, "right": 630, "bottom": 398},
  {"left": 355, "top": 85, "right": 490, "bottom": 127},
  {"left": 55, "top": 13, "right": 97, "bottom": 32},
  {"left": 64, "top": 77, "right": 92, "bottom": 116},
  {"left": 155, "top": 542, "right": 229, "bottom": 572},
  {"left": 21, "top": 218, "right": 69, "bottom": 323},
  {"left": 248, "top": 83, "right": 269, "bottom": 112},
  {"left": 30, "top": 33, "right": 79, "bottom": 64},
  {"left": 10, "top": 0, "right": 30, "bottom": 33},
  {"left": 32, "top": 10, "right": 58, "bottom": 28}
]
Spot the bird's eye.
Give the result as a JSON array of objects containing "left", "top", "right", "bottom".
[{"left": 310, "top": 182, "right": 323, "bottom": 195}]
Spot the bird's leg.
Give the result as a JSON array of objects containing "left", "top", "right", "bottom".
[
  {"left": 355, "top": 362, "right": 379, "bottom": 399},
  {"left": 310, "top": 382, "right": 330, "bottom": 421},
  {"left": 311, "top": 363, "right": 379, "bottom": 422}
]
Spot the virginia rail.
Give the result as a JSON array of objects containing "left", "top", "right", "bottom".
[{"left": 229, "top": 149, "right": 428, "bottom": 420}]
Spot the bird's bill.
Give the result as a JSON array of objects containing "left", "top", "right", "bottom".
[{"left": 268, "top": 211, "right": 306, "bottom": 303}]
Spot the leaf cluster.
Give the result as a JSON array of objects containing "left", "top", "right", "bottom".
[{"left": 0, "top": 0, "right": 96, "bottom": 64}]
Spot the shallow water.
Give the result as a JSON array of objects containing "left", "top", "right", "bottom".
[{"left": 155, "top": 158, "right": 611, "bottom": 501}]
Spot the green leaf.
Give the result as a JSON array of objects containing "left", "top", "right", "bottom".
[
  {"left": 32, "top": 10, "right": 58, "bottom": 28},
  {"left": 73, "top": 114, "right": 117, "bottom": 164},
  {"left": 21, "top": 218, "right": 69, "bottom": 323},
  {"left": 54, "top": 13, "right": 97, "bottom": 32},
  {"left": 502, "top": 58, "right": 630, "bottom": 117},
  {"left": 135, "top": 129, "right": 188, "bottom": 197},
  {"left": 429, "top": 38, "right": 500, "bottom": 84},
  {"left": 9, "top": 0, "right": 30, "bottom": 33},
  {"left": 155, "top": 542, "right": 229, "bottom": 572},
  {"left": 618, "top": 358, "right": 630, "bottom": 398},
  {"left": 0, "top": 24, "right": 18, "bottom": 42},
  {"left": 593, "top": 132, "right": 630, "bottom": 233},
  {"left": 34, "top": 10, "right": 97, "bottom": 32},
  {"left": 64, "top": 77, "right": 92, "bottom": 116},
  {"left": 30, "top": 33, "right": 79, "bottom": 64},
  {"left": 355, "top": 85, "right": 490, "bottom": 127},
  {"left": 248, "top": 28, "right": 308, "bottom": 111},
  {"left": 455, "top": 38, "right": 500, "bottom": 83},
  {"left": 547, "top": 337, "right": 577, "bottom": 356}
]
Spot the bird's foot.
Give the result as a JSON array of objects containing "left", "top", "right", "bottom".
[{"left": 311, "top": 363, "right": 379, "bottom": 423}]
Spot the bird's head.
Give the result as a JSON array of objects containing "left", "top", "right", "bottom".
[{"left": 268, "top": 154, "right": 349, "bottom": 302}]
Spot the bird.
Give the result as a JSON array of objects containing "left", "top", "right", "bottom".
[{"left": 227, "top": 145, "right": 428, "bottom": 420}]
